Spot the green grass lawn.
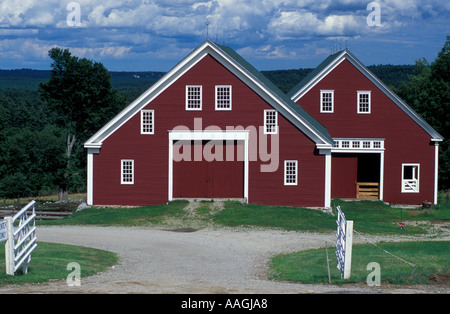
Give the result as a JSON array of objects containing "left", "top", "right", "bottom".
[
  {"left": 269, "top": 241, "right": 450, "bottom": 285},
  {"left": 0, "top": 242, "right": 118, "bottom": 287}
]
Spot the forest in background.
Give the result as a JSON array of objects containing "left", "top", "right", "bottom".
[{"left": 0, "top": 39, "right": 448, "bottom": 200}]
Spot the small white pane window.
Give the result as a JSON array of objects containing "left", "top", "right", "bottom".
[
  {"left": 121, "top": 160, "right": 134, "bottom": 185},
  {"left": 186, "top": 86, "right": 202, "bottom": 110},
  {"left": 358, "top": 91, "right": 371, "bottom": 114},
  {"left": 284, "top": 161, "right": 298, "bottom": 185},
  {"left": 141, "top": 110, "right": 154, "bottom": 134},
  {"left": 402, "top": 164, "right": 419, "bottom": 193},
  {"left": 264, "top": 110, "right": 278, "bottom": 134},
  {"left": 215, "top": 85, "right": 232, "bottom": 110},
  {"left": 320, "top": 90, "right": 334, "bottom": 113}
]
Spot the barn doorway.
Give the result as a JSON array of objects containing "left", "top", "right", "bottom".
[
  {"left": 331, "top": 153, "right": 381, "bottom": 200},
  {"left": 168, "top": 131, "right": 249, "bottom": 202},
  {"left": 172, "top": 140, "right": 244, "bottom": 198}
]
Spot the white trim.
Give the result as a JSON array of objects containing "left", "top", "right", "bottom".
[
  {"left": 284, "top": 160, "right": 298, "bottom": 186},
  {"left": 290, "top": 50, "right": 443, "bottom": 141},
  {"left": 121, "top": 160, "right": 135, "bottom": 185},
  {"left": 332, "top": 138, "right": 384, "bottom": 153},
  {"left": 401, "top": 163, "right": 420, "bottom": 193},
  {"left": 357, "top": 91, "right": 371, "bottom": 114},
  {"left": 320, "top": 90, "right": 334, "bottom": 113},
  {"left": 86, "top": 148, "right": 99, "bottom": 205},
  {"left": 434, "top": 143, "right": 439, "bottom": 204},
  {"left": 141, "top": 110, "right": 155, "bottom": 134},
  {"left": 168, "top": 131, "right": 249, "bottom": 202},
  {"left": 186, "top": 85, "right": 202, "bottom": 111},
  {"left": 324, "top": 151, "right": 332, "bottom": 207},
  {"left": 291, "top": 53, "right": 346, "bottom": 102},
  {"left": 215, "top": 85, "right": 232, "bottom": 110},
  {"left": 380, "top": 151, "right": 385, "bottom": 201}
]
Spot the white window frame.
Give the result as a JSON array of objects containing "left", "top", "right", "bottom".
[
  {"left": 320, "top": 90, "right": 334, "bottom": 113},
  {"left": 264, "top": 110, "right": 278, "bottom": 134},
  {"left": 186, "top": 85, "right": 202, "bottom": 111},
  {"left": 284, "top": 160, "right": 298, "bottom": 186},
  {"left": 215, "top": 85, "right": 232, "bottom": 110},
  {"left": 357, "top": 91, "right": 371, "bottom": 114},
  {"left": 141, "top": 110, "right": 154, "bottom": 135},
  {"left": 121, "top": 160, "right": 134, "bottom": 185},
  {"left": 402, "top": 163, "right": 419, "bottom": 193}
]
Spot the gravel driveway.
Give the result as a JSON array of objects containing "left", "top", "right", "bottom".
[{"left": 1, "top": 225, "right": 449, "bottom": 294}]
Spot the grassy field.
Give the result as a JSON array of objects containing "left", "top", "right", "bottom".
[
  {"left": 0, "top": 242, "right": 118, "bottom": 287},
  {"left": 269, "top": 241, "right": 450, "bottom": 285}
]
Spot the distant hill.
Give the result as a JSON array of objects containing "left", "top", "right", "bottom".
[{"left": 0, "top": 65, "right": 415, "bottom": 96}]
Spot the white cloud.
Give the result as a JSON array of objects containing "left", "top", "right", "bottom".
[{"left": 0, "top": 0, "right": 448, "bottom": 70}]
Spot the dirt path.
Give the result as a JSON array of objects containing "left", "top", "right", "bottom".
[{"left": 1, "top": 223, "right": 449, "bottom": 294}]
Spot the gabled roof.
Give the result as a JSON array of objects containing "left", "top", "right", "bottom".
[
  {"left": 85, "top": 40, "right": 333, "bottom": 149},
  {"left": 288, "top": 49, "right": 444, "bottom": 141}
]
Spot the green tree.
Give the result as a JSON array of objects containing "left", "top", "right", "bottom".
[
  {"left": 398, "top": 36, "right": 450, "bottom": 189},
  {"left": 39, "top": 48, "right": 127, "bottom": 201}
]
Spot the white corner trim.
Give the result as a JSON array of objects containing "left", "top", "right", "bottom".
[{"left": 86, "top": 148, "right": 99, "bottom": 205}]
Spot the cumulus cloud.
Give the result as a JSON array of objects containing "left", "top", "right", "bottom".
[{"left": 0, "top": 0, "right": 448, "bottom": 70}]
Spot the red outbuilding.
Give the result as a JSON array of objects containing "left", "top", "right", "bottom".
[
  {"left": 85, "top": 42, "right": 443, "bottom": 207},
  {"left": 288, "top": 49, "right": 443, "bottom": 205}
]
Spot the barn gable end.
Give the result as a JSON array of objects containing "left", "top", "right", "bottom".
[
  {"left": 85, "top": 41, "right": 333, "bottom": 207},
  {"left": 289, "top": 50, "right": 443, "bottom": 205}
]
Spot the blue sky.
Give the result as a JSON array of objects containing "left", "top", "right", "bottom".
[{"left": 0, "top": 0, "right": 448, "bottom": 71}]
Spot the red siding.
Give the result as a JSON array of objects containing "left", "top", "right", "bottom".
[
  {"left": 296, "top": 59, "right": 435, "bottom": 204},
  {"left": 331, "top": 154, "right": 357, "bottom": 198},
  {"left": 93, "top": 55, "right": 325, "bottom": 207}
]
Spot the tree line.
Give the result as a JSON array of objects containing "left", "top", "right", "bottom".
[{"left": 0, "top": 37, "right": 448, "bottom": 201}]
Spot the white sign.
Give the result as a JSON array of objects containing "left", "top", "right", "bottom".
[
  {"left": 0, "top": 219, "right": 8, "bottom": 243},
  {"left": 335, "top": 206, "right": 353, "bottom": 279}
]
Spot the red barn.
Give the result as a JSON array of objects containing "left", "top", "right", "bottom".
[
  {"left": 84, "top": 40, "right": 334, "bottom": 207},
  {"left": 288, "top": 49, "right": 443, "bottom": 205},
  {"left": 85, "top": 42, "right": 443, "bottom": 207}
]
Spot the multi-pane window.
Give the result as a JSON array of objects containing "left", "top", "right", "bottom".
[
  {"left": 141, "top": 110, "right": 154, "bottom": 134},
  {"left": 402, "top": 164, "right": 419, "bottom": 193},
  {"left": 264, "top": 110, "right": 278, "bottom": 134},
  {"left": 186, "top": 86, "right": 202, "bottom": 110},
  {"left": 320, "top": 90, "right": 334, "bottom": 113},
  {"left": 284, "top": 161, "right": 298, "bottom": 185},
  {"left": 215, "top": 85, "right": 232, "bottom": 110},
  {"left": 121, "top": 160, "right": 134, "bottom": 185},
  {"left": 358, "top": 91, "right": 371, "bottom": 114}
]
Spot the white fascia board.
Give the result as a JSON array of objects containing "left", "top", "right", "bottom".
[
  {"left": 344, "top": 52, "right": 444, "bottom": 141},
  {"left": 84, "top": 43, "right": 211, "bottom": 148},
  {"left": 291, "top": 51, "right": 347, "bottom": 103}
]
